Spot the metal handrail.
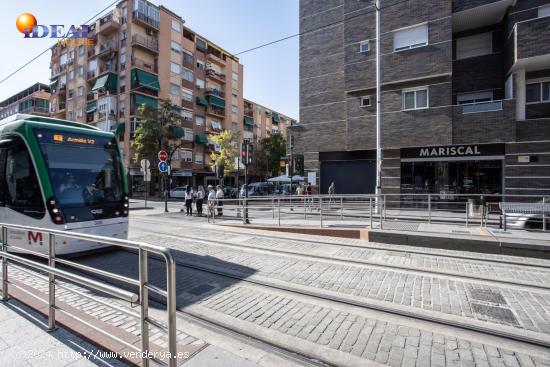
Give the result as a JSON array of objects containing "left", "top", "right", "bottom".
[{"left": 0, "top": 223, "right": 177, "bottom": 367}]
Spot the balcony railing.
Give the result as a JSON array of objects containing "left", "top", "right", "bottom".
[
  {"left": 99, "top": 12, "right": 120, "bottom": 35},
  {"left": 99, "top": 64, "right": 117, "bottom": 74},
  {"left": 86, "top": 93, "right": 96, "bottom": 101},
  {"left": 132, "top": 10, "right": 159, "bottom": 29},
  {"left": 131, "top": 34, "right": 159, "bottom": 53},
  {"left": 206, "top": 69, "right": 226, "bottom": 82},
  {"left": 87, "top": 70, "right": 97, "bottom": 80},
  {"left": 205, "top": 88, "right": 225, "bottom": 98},
  {"left": 461, "top": 100, "right": 503, "bottom": 114},
  {"left": 244, "top": 108, "right": 253, "bottom": 117},
  {"left": 207, "top": 105, "right": 225, "bottom": 117},
  {"left": 131, "top": 57, "right": 158, "bottom": 73},
  {"left": 20, "top": 106, "right": 49, "bottom": 114}
]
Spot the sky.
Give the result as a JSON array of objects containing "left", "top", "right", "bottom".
[{"left": 0, "top": 0, "right": 299, "bottom": 119}]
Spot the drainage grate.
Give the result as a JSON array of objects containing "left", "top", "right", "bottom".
[
  {"left": 469, "top": 289, "right": 507, "bottom": 305},
  {"left": 381, "top": 222, "right": 420, "bottom": 231},
  {"left": 471, "top": 303, "right": 519, "bottom": 326},
  {"left": 188, "top": 284, "right": 216, "bottom": 296}
]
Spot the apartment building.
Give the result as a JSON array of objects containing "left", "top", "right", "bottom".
[
  {"left": 0, "top": 83, "right": 50, "bottom": 120},
  {"left": 243, "top": 99, "right": 294, "bottom": 143},
  {"left": 298, "top": 0, "right": 550, "bottom": 198},
  {"left": 49, "top": 0, "right": 246, "bottom": 191}
]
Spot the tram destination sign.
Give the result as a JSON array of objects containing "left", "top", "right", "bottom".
[{"left": 401, "top": 143, "right": 504, "bottom": 160}]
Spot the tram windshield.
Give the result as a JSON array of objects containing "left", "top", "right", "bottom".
[{"left": 34, "top": 129, "right": 124, "bottom": 221}]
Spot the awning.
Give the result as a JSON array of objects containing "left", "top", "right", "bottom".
[
  {"left": 168, "top": 126, "right": 185, "bottom": 138},
  {"left": 271, "top": 112, "right": 281, "bottom": 123},
  {"left": 92, "top": 74, "right": 109, "bottom": 91},
  {"left": 115, "top": 123, "right": 125, "bottom": 135},
  {"left": 196, "top": 96, "right": 208, "bottom": 106},
  {"left": 195, "top": 134, "right": 208, "bottom": 144},
  {"left": 244, "top": 116, "right": 255, "bottom": 126},
  {"left": 86, "top": 102, "right": 97, "bottom": 113},
  {"left": 133, "top": 94, "right": 158, "bottom": 109},
  {"left": 131, "top": 69, "right": 160, "bottom": 91},
  {"left": 207, "top": 95, "right": 225, "bottom": 108},
  {"left": 49, "top": 78, "right": 58, "bottom": 86}
]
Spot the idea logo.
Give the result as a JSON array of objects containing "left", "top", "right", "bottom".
[{"left": 16, "top": 12, "right": 94, "bottom": 45}]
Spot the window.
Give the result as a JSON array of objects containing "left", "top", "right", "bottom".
[
  {"left": 78, "top": 86, "right": 84, "bottom": 97},
  {"left": 78, "top": 65, "right": 83, "bottom": 76},
  {"left": 183, "top": 50, "right": 193, "bottom": 64},
  {"left": 210, "top": 120, "right": 222, "bottom": 130},
  {"left": 1, "top": 138, "right": 45, "bottom": 218},
  {"left": 170, "top": 62, "right": 180, "bottom": 74},
  {"left": 526, "top": 81, "right": 550, "bottom": 103},
  {"left": 195, "top": 153, "right": 203, "bottom": 164},
  {"left": 182, "top": 88, "right": 193, "bottom": 102},
  {"left": 457, "top": 91, "right": 493, "bottom": 104},
  {"left": 196, "top": 60, "right": 205, "bottom": 70},
  {"left": 360, "top": 96, "right": 371, "bottom": 107},
  {"left": 170, "top": 41, "right": 181, "bottom": 53},
  {"left": 171, "top": 19, "right": 181, "bottom": 32},
  {"left": 180, "top": 149, "right": 192, "bottom": 162},
  {"left": 539, "top": 5, "right": 550, "bottom": 17},
  {"left": 359, "top": 40, "right": 370, "bottom": 53},
  {"left": 393, "top": 23, "right": 428, "bottom": 51},
  {"left": 195, "top": 115, "right": 204, "bottom": 126},
  {"left": 232, "top": 72, "right": 239, "bottom": 81},
  {"left": 456, "top": 32, "right": 492, "bottom": 60},
  {"left": 69, "top": 68, "right": 74, "bottom": 80},
  {"left": 182, "top": 109, "right": 193, "bottom": 121},
  {"left": 78, "top": 45, "right": 84, "bottom": 56},
  {"left": 182, "top": 68, "right": 194, "bottom": 82},
  {"left": 88, "top": 59, "right": 97, "bottom": 71},
  {"left": 196, "top": 78, "right": 205, "bottom": 89},
  {"left": 68, "top": 89, "right": 74, "bottom": 99},
  {"left": 170, "top": 83, "right": 180, "bottom": 96},
  {"left": 402, "top": 87, "right": 428, "bottom": 110},
  {"left": 232, "top": 105, "right": 238, "bottom": 114},
  {"left": 184, "top": 128, "right": 193, "bottom": 141},
  {"left": 77, "top": 107, "right": 83, "bottom": 117},
  {"left": 68, "top": 111, "right": 73, "bottom": 120}
]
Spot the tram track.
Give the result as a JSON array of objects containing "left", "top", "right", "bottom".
[
  {"left": 130, "top": 226, "right": 550, "bottom": 293},
  {"left": 134, "top": 216, "right": 550, "bottom": 270}
]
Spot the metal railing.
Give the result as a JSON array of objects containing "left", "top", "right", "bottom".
[
  {"left": 207, "top": 194, "right": 549, "bottom": 232},
  {"left": 0, "top": 223, "right": 177, "bottom": 367}
]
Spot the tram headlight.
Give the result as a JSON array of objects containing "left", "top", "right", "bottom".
[{"left": 46, "top": 196, "right": 65, "bottom": 224}]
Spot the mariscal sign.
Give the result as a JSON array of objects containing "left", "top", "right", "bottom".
[{"left": 401, "top": 143, "right": 505, "bottom": 160}]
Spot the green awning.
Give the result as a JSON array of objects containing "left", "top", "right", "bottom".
[
  {"left": 168, "top": 126, "right": 185, "bottom": 138},
  {"left": 86, "top": 102, "right": 97, "bottom": 113},
  {"left": 194, "top": 134, "right": 208, "bottom": 144},
  {"left": 207, "top": 95, "right": 225, "bottom": 108},
  {"left": 244, "top": 116, "right": 255, "bottom": 126},
  {"left": 49, "top": 78, "right": 58, "bottom": 86},
  {"left": 115, "top": 123, "right": 125, "bottom": 135},
  {"left": 131, "top": 68, "right": 160, "bottom": 91},
  {"left": 108, "top": 73, "right": 117, "bottom": 93},
  {"left": 196, "top": 96, "right": 208, "bottom": 106},
  {"left": 271, "top": 112, "right": 280, "bottom": 123},
  {"left": 92, "top": 74, "right": 109, "bottom": 91},
  {"left": 265, "top": 111, "right": 272, "bottom": 118},
  {"left": 134, "top": 94, "right": 158, "bottom": 109}
]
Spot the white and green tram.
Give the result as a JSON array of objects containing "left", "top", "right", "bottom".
[{"left": 0, "top": 114, "right": 129, "bottom": 255}]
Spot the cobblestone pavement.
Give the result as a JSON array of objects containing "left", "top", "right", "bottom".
[{"left": 131, "top": 226, "right": 550, "bottom": 336}]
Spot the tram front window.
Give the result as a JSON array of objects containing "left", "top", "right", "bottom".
[{"left": 35, "top": 129, "right": 124, "bottom": 222}]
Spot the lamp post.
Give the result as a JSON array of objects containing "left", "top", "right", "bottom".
[{"left": 375, "top": 0, "right": 383, "bottom": 211}]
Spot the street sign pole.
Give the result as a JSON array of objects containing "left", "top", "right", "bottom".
[{"left": 158, "top": 151, "right": 169, "bottom": 212}]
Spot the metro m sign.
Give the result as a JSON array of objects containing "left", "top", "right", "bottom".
[{"left": 27, "top": 231, "right": 44, "bottom": 246}]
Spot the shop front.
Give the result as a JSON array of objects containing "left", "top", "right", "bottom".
[{"left": 400, "top": 143, "right": 505, "bottom": 205}]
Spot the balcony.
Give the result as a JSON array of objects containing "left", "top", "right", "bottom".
[
  {"left": 206, "top": 105, "right": 225, "bottom": 118},
  {"left": 87, "top": 47, "right": 96, "bottom": 58},
  {"left": 86, "top": 93, "right": 96, "bottom": 101},
  {"left": 131, "top": 57, "right": 158, "bottom": 73},
  {"left": 181, "top": 98, "right": 194, "bottom": 110},
  {"left": 58, "top": 103, "right": 66, "bottom": 111},
  {"left": 20, "top": 106, "right": 49, "bottom": 115},
  {"left": 461, "top": 100, "right": 503, "bottom": 114},
  {"left": 131, "top": 34, "right": 159, "bottom": 53},
  {"left": 244, "top": 107, "right": 253, "bottom": 117},
  {"left": 206, "top": 69, "right": 226, "bottom": 83},
  {"left": 206, "top": 49, "right": 225, "bottom": 64},
  {"left": 98, "top": 64, "right": 117, "bottom": 75},
  {"left": 132, "top": 10, "right": 159, "bottom": 29},
  {"left": 97, "top": 42, "right": 117, "bottom": 59},
  {"left": 452, "top": 0, "right": 514, "bottom": 32},
  {"left": 515, "top": 16, "right": 550, "bottom": 63},
  {"left": 87, "top": 70, "right": 97, "bottom": 80},
  {"left": 98, "top": 12, "right": 120, "bottom": 35},
  {"left": 58, "top": 84, "right": 67, "bottom": 93},
  {"left": 205, "top": 88, "right": 225, "bottom": 98}
]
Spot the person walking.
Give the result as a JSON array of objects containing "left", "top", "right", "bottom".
[
  {"left": 328, "top": 182, "right": 335, "bottom": 205},
  {"left": 216, "top": 185, "right": 224, "bottom": 216},
  {"left": 207, "top": 185, "right": 216, "bottom": 218},
  {"left": 196, "top": 185, "right": 205, "bottom": 216},
  {"left": 305, "top": 182, "right": 313, "bottom": 208},
  {"left": 184, "top": 186, "right": 194, "bottom": 216}
]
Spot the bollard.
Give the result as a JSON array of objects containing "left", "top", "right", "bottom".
[
  {"left": 543, "top": 197, "right": 547, "bottom": 232},
  {"left": 278, "top": 198, "right": 281, "bottom": 227},
  {"left": 369, "top": 197, "right": 373, "bottom": 228},
  {"left": 48, "top": 233, "right": 56, "bottom": 331},
  {"left": 341, "top": 197, "right": 344, "bottom": 220},
  {"left": 383, "top": 195, "right": 386, "bottom": 221},
  {"left": 139, "top": 248, "right": 149, "bottom": 366},
  {"left": 379, "top": 197, "right": 383, "bottom": 230},
  {"left": 320, "top": 197, "right": 323, "bottom": 228},
  {"left": 1, "top": 226, "right": 7, "bottom": 301},
  {"left": 272, "top": 197, "right": 275, "bottom": 219},
  {"left": 304, "top": 197, "right": 307, "bottom": 219},
  {"left": 465, "top": 202, "right": 469, "bottom": 228}
]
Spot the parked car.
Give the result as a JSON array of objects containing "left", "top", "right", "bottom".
[
  {"left": 247, "top": 182, "right": 275, "bottom": 197},
  {"left": 169, "top": 186, "right": 188, "bottom": 198}
]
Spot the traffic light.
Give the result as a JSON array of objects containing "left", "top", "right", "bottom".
[
  {"left": 247, "top": 143, "right": 253, "bottom": 164},
  {"left": 289, "top": 135, "right": 295, "bottom": 149}
]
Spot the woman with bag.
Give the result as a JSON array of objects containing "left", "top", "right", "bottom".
[{"left": 196, "top": 185, "right": 205, "bottom": 216}]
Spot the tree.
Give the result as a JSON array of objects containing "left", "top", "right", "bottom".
[
  {"left": 209, "top": 130, "right": 239, "bottom": 175},
  {"left": 132, "top": 99, "right": 184, "bottom": 165},
  {"left": 293, "top": 154, "right": 304, "bottom": 176},
  {"left": 252, "top": 133, "right": 286, "bottom": 178}
]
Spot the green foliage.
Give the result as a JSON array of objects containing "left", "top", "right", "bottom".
[
  {"left": 209, "top": 130, "right": 239, "bottom": 174},
  {"left": 252, "top": 133, "right": 286, "bottom": 178},
  {"left": 293, "top": 154, "right": 304, "bottom": 176},
  {"left": 131, "top": 99, "right": 183, "bottom": 164}
]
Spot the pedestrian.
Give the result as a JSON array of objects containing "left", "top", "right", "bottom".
[
  {"left": 196, "top": 185, "right": 205, "bottom": 216},
  {"left": 328, "top": 181, "right": 335, "bottom": 205},
  {"left": 216, "top": 185, "right": 224, "bottom": 216},
  {"left": 207, "top": 185, "right": 216, "bottom": 218},
  {"left": 306, "top": 182, "right": 313, "bottom": 207},
  {"left": 296, "top": 184, "right": 304, "bottom": 196},
  {"left": 184, "top": 186, "right": 194, "bottom": 216}
]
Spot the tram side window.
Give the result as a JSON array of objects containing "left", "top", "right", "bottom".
[{"left": 4, "top": 141, "right": 45, "bottom": 219}]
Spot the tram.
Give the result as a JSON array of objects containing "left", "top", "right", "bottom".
[{"left": 0, "top": 114, "right": 129, "bottom": 255}]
